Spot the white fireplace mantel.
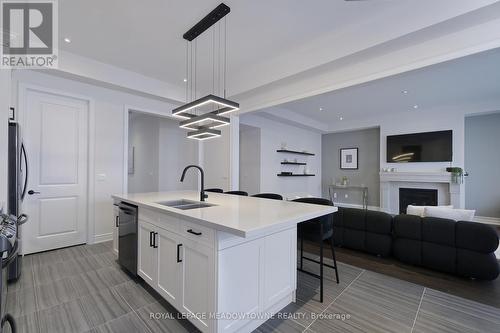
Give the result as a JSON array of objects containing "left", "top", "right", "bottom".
[{"left": 379, "top": 171, "right": 464, "bottom": 214}]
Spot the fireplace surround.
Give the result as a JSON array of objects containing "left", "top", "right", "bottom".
[{"left": 380, "top": 171, "right": 463, "bottom": 214}]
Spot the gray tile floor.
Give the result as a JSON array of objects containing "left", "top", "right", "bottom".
[{"left": 6, "top": 242, "right": 500, "bottom": 333}]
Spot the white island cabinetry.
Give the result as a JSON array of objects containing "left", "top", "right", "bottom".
[
  {"left": 137, "top": 207, "right": 296, "bottom": 333},
  {"left": 113, "top": 191, "right": 336, "bottom": 333}
]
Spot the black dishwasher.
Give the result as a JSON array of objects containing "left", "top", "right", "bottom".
[{"left": 118, "top": 202, "right": 138, "bottom": 276}]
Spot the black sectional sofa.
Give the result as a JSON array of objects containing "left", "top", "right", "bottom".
[{"left": 332, "top": 207, "right": 500, "bottom": 280}]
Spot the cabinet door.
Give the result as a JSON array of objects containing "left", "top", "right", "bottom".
[
  {"left": 138, "top": 220, "right": 157, "bottom": 286},
  {"left": 156, "top": 228, "right": 181, "bottom": 306},
  {"left": 180, "top": 239, "right": 216, "bottom": 333},
  {"left": 112, "top": 205, "right": 119, "bottom": 255}
]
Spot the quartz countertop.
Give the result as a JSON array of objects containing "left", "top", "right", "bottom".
[{"left": 112, "top": 191, "right": 337, "bottom": 237}]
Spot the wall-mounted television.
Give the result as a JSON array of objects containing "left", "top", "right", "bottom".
[{"left": 387, "top": 130, "right": 452, "bottom": 163}]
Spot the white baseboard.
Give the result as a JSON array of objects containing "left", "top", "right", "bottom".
[
  {"left": 94, "top": 232, "right": 113, "bottom": 244},
  {"left": 473, "top": 216, "right": 500, "bottom": 227}
]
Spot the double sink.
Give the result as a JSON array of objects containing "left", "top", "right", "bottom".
[{"left": 156, "top": 199, "right": 216, "bottom": 210}]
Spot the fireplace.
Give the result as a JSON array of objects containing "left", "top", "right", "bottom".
[{"left": 399, "top": 188, "right": 438, "bottom": 214}]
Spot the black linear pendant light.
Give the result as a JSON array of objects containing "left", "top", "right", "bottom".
[{"left": 173, "top": 3, "right": 239, "bottom": 140}]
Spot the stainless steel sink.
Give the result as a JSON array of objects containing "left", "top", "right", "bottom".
[{"left": 156, "top": 199, "right": 216, "bottom": 210}]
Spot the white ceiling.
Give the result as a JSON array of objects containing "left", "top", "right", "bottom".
[
  {"left": 59, "top": 0, "right": 498, "bottom": 98},
  {"left": 262, "top": 47, "right": 500, "bottom": 128}
]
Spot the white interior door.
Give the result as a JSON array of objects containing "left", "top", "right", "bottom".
[{"left": 22, "top": 89, "right": 89, "bottom": 254}]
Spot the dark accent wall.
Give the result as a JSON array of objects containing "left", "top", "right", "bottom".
[
  {"left": 465, "top": 112, "right": 500, "bottom": 218},
  {"left": 322, "top": 128, "right": 380, "bottom": 207}
]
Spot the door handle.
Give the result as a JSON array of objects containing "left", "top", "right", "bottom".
[
  {"left": 153, "top": 232, "right": 158, "bottom": 248},
  {"left": 27, "top": 190, "right": 40, "bottom": 195},
  {"left": 115, "top": 216, "right": 119, "bottom": 227},
  {"left": 177, "top": 244, "right": 182, "bottom": 263},
  {"left": 21, "top": 143, "right": 28, "bottom": 200},
  {"left": 187, "top": 229, "right": 202, "bottom": 236}
]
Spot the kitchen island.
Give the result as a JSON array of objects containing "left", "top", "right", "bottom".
[{"left": 112, "top": 191, "right": 336, "bottom": 333}]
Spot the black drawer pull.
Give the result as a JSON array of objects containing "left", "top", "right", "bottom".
[
  {"left": 177, "top": 244, "right": 183, "bottom": 263},
  {"left": 153, "top": 232, "right": 158, "bottom": 248},
  {"left": 187, "top": 229, "right": 202, "bottom": 236},
  {"left": 149, "top": 231, "right": 153, "bottom": 247},
  {"left": 115, "top": 216, "right": 119, "bottom": 227}
]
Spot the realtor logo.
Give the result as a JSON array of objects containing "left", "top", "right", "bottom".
[{"left": 1, "top": 0, "right": 58, "bottom": 68}]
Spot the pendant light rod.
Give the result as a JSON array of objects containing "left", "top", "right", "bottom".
[{"left": 183, "top": 3, "right": 230, "bottom": 41}]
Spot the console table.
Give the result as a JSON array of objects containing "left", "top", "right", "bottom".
[{"left": 328, "top": 184, "right": 369, "bottom": 209}]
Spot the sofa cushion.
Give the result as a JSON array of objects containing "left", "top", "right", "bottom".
[
  {"left": 457, "top": 249, "right": 500, "bottom": 280},
  {"left": 332, "top": 226, "right": 343, "bottom": 246},
  {"left": 424, "top": 206, "right": 475, "bottom": 221},
  {"left": 365, "top": 210, "right": 392, "bottom": 234},
  {"left": 393, "top": 238, "right": 421, "bottom": 265},
  {"left": 422, "top": 217, "right": 455, "bottom": 246},
  {"left": 366, "top": 233, "right": 392, "bottom": 257},
  {"left": 342, "top": 208, "right": 366, "bottom": 231},
  {"left": 393, "top": 215, "right": 422, "bottom": 240},
  {"left": 422, "top": 242, "right": 456, "bottom": 274},
  {"left": 456, "top": 221, "right": 499, "bottom": 254},
  {"left": 343, "top": 229, "right": 365, "bottom": 251}
]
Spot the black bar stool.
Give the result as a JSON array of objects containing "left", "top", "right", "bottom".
[
  {"left": 205, "top": 188, "right": 224, "bottom": 193},
  {"left": 224, "top": 191, "right": 248, "bottom": 196},
  {"left": 251, "top": 193, "right": 283, "bottom": 200},
  {"left": 292, "top": 197, "right": 340, "bottom": 303}
]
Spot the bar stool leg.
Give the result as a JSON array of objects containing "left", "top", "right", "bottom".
[
  {"left": 319, "top": 224, "right": 324, "bottom": 303},
  {"left": 329, "top": 236, "right": 340, "bottom": 284}
]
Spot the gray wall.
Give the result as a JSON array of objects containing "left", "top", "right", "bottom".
[
  {"left": 240, "top": 124, "right": 261, "bottom": 195},
  {"left": 322, "top": 128, "right": 380, "bottom": 207},
  {"left": 465, "top": 112, "right": 500, "bottom": 218}
]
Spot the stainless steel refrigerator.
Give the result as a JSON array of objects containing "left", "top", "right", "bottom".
[{"left": 7, "top": 121, "right": 27, "bottom": 281}]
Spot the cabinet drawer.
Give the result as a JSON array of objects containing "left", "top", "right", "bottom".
[
  {"left": 140, "top": 209, "right": 178, "bottom": 233},
  {"left": 139, "top": 208, "right": 159, "bottom": 224},
  {"left": 180, "top": 221, "right": 215, "bottom": 248}
]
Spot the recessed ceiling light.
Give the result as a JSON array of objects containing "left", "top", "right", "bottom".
[
  {"left": 402, "top": 90, "right": 408, "bottom": 94},
  {"left": 413, "top": 105, "right": 419, "bottom": 109},
  {"left": 64, "top": 37, "right": 71, "bottom": 43},
  {"left": 183, "top": 78, "right": 188, "bottom": 82},
  {"left": 339, "top": 116, "right": 344, "bottom": 121},
  {"left": 319, "top": 107, "right": 323, "bottom": 111}
]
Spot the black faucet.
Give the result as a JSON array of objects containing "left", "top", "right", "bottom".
[{"left": 180, "top": 165, "right": 208, "bottom": 202}]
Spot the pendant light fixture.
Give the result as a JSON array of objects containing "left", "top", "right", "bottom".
[{"left": 174, "top": 3, "right": 239, "bottom": 140}]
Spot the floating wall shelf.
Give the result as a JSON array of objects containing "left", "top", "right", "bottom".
[
  {"left": 281, "top": 162, "right": 306, "bottom": 165},
  {"left": 276, "top": 149, "right": 315, "bottom": 156},
  {"left": 277, "top": 174, "right": 315, "bottom": 177}
]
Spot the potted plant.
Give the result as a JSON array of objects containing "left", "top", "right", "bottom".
[{"left": 446, "top": 167, "right": 463, "bottom": 184}]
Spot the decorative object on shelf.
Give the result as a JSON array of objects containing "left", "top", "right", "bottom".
[
  {"left": 172, "top": 3, "right": 239, "bottom": 141},
  {"left": 281, "top": 142, "right": 287, "bottom": 149},
  {"left": 280, "top": 172, "right": 292, "bottom": 176},
  {"left": 341, "top": 176, "right": 349, "bottom": 186},
  {"left": 294, "top": 158, "right": 298, "bottom": 163},
  {"left": 340, "top": 148, "right": 358, "bottom": 170},
  {"left": 446, "top": 167, "right": 464, "bottom": 184}
]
